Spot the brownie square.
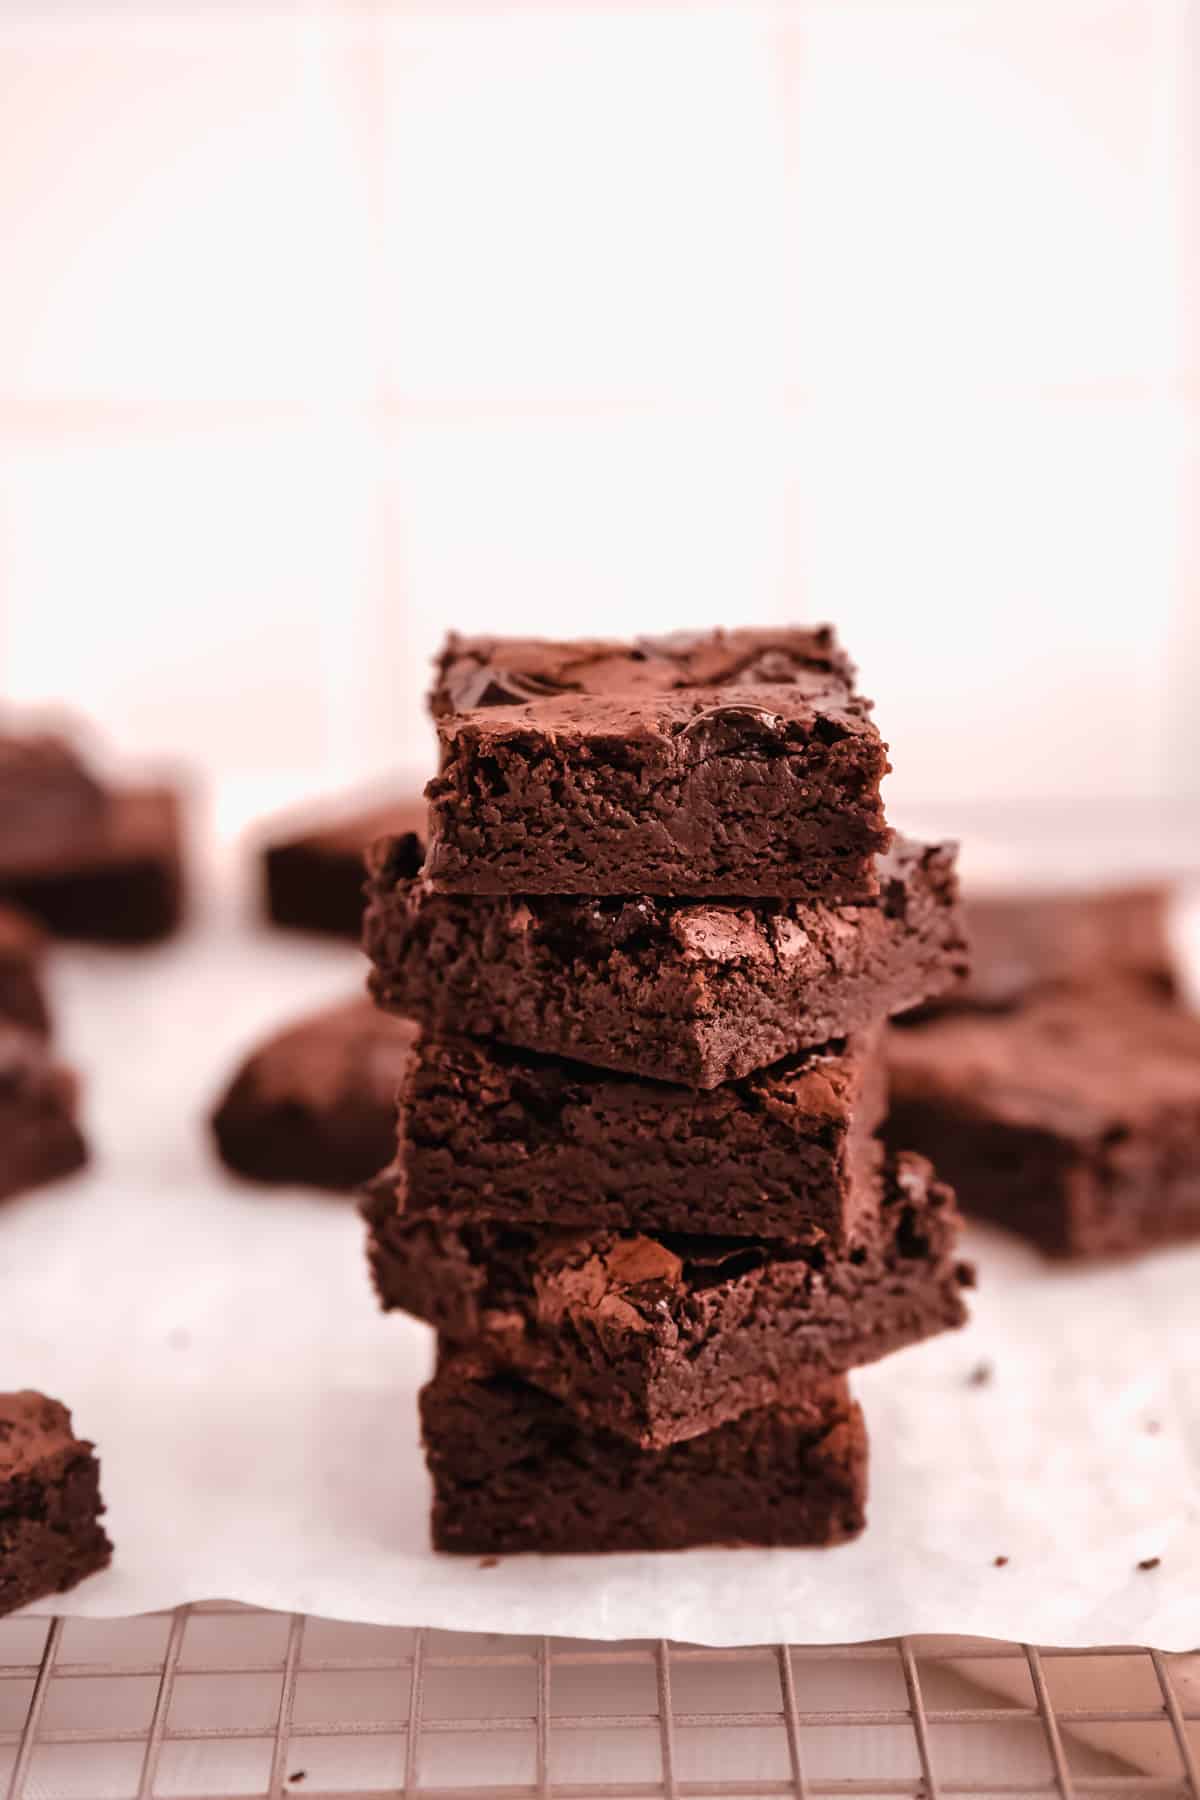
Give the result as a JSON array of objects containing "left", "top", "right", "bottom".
[
  {"left": 424, "top": 627, "right": 889, "bottom": 899},
  {"left": 952, "top": 884, "right": 1180, "bottom": 1011},
  {"left": 422, "top": 1347, "right": 868, "bottom": 1554},
  {"left": 0, "top": 906, "right": 50, "bottom": 1036},
  {"left": 261, "top": 796, "right": 425, "bottom": 938},
  {"left": 430, "top": 624, "right": 857, "bottom": 717},
  {"left": 0, "top": 1391, "right": 112, "bottom": 1617},
  {"left": 0, "top": 1026, "right": 88, "bottom": 1205},
  {"left": 382, "top": 1028, "right": 886, "bottom": 1245},
  {"left": 0, "top": 734, "right": 107, "bottom": 875},
  {"left": 365, "top": 1151, "right": 971, "bottom": 1448},
  {"left": 887, "top": 996, "right": 1200, "bottom": 1258},
  {"left": 212, "top": 997, "right": 416, "bottom": 1193},
  {"left": 367, "top": 835, "right": 964, "bottom": 1087},
  {"left": 1, "top": 785, "right": 185, "bottom": 943}
]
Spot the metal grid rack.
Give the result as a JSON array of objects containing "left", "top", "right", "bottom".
[{"left": 1, "top": 1604, "right": 1197, "bottom": 1799}]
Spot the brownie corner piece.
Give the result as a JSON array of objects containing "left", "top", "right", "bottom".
[
  {"left": 0, "top": 1391, "right": 112, "bottom": 1617},
  {"left": 420, "top": 1348, "right": 868, "bottom": 1554},
  {"left": 0, "top": 1025, "right": 88, "bottom": 1205}
]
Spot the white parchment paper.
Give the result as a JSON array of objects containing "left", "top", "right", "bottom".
[{"left": 4, "top": 890, "right": 1199, "bottom": 1649}]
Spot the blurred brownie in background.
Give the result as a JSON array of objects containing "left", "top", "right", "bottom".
[
  {"left": 0, "top": 906, "right": 50, "bottom": 1035},
  {"left": 0, "top": 1025, "right": 87, "bottom": 1204},
  {"left": 932, "top": 884, "right": 1179, "bottom": 1014},
  {"left": 887, "top": 995, "right": 1200, "bottom": 1259},
  {"left": 0, "top": 732, "right": 185, "bottom": 943},
  {"left": 261, "top": 796, "right": 425, "bottom": 939},
  {"left": 0, "top": 1392, "right": 112, "bottom": 1616},
  {"left": 212, "top": 997, "right": 417, "bottom": 1193}
]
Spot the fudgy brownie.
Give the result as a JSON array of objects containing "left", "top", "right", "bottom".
[
  {"left": 0, "top": 906, "right": 50, "bottom": 1036},
  {"left": 0, "top": 1026, "right": 87, "bottom": 1204},
  {"left": 366, "top": 836, "right": 964, "bottom": 1087},
  {"left": 365, "top": 1151, "right": 971, "bottom": 1448},
  {"left": 1, "top": 786, "right": 185, "bottom": 943},
  {"left": 0, "top": 1392, "right": 112, "bottom": 1616},
  {"left": 955, "top": 885, "right": 1179, "bottom": 1010},
  {"left": 430, "top": 625, "right": 856, "bottom": 717},
  {"left": 887, "top": 996, "right": 1200, "bottom": 1259},
  {"left": 212, "top": 998, "right": 417, "bottom": 1193},
  {"left": 262, "top": 797, "right": 425, "bottom": 938},
  {"left": 422, "top": 1347, "right": 867, "bottom": 1554},
  {"left": 0, "top": 735, "right": 107, "bottom": 875},
  {"left": 426, "top": 681, "right": 890, "bottom": 899},
  {"left": 381, "top": 1029, "right": 886, "bottom": 1244}
]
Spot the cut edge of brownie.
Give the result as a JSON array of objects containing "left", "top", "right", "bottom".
[{"left": 0, "top": 1392, "right": 113, "bottom": 1618}]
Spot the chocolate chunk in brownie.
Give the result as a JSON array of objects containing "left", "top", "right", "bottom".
[
  {"left": 0, "top": 734, "right": 107, "bottom": 875},
  {"left": 0, "top": 1026, "right": 87, "bottom": 1204},
  {"left": 365, "top": 1151, "right": 971, "bottom": 1449},
  {"left": 261, "top": 796, "right": 426, "bottom": 938},
  {"left": 367, "top": 836, "right": 964, "bottom": 1087},
  {"left": 425, "top": 682, "right": 890, "bottom": 900},
  {"left": 212, "top": 997, "right": 417, "bottom": 1193},
  {"left": 0, "top": 906, "right": 50, "bottom": 1036},
  {"left": 430, "top": 624, "right": 856, "bottom": 717},
  {"left": 380, "top": 1028, "right": 886, "bottom": 1245},
  {"left": 0, "top": 1391, "right": 112, "bottom": 1616},
  {"left": 1, "top": 786, "right": 185, "bottom": 943},
  {"left": 422, "top": 1346, "right": 867, "bottom": 1554},
  {"left": 887, "top": 995, "right": 1200, "bottom": 1258}
]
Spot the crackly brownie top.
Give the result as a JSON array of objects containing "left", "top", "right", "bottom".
[
  {"left": 0, "top": 1390, "right": 81, "bottom": 1480},
  {"left": 233, "top": 998, "right": 417, "bottom": 1115},
  {"left": 435, "top": 682, "right": 876, "bottom": 758},
  {"left": 369, "top": 834, "right": 960, "bottom": 972},
  {"left": 0, "top": 733, "right": 107, "bottom": 868},
  {"left": 522, "top": 1151, "right": 955, "bottom": 1331},
  {"left": 431, "top": 625, "right": 856, "bottom": 716},
  {"left": 889, "top": 996, "right": 1200, "bottom": 1137}
]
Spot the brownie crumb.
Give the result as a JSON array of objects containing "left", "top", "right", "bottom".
[
  {"left": 967, "top": 1362, "right": 993, "bottom": 1388},
  {"left": 993, "top": 1554, "right": 1009, "bottom": 1567},
  {"left": 479, "top": 1555, "right": 500, "bottom": 1569},
  {"left": 1138, "top": 1556, "right": 1161, "bottom": 1572},
  {"left": 1146, "top": 1420, "right": 1161, "bottom": 1436},
  {"left": 288, "top": 1773, "right": 307, "bottom": 1785}
]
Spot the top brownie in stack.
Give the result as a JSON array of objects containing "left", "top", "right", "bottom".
[{"left": 423, "top": 627, "right": 891, "bottom": 899}]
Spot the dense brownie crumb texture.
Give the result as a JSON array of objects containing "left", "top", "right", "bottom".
[
  {"left": 359, "top": 624, "right": 975, "bottom": 1554},
  {"left": 0, "top": 728, "right": 185, "bottom": 942},
  {"left": 212, "top": 998, "right": 417, "bottom": 1193},
  {"left": 0, "top": 1392, "right": 111, "bottom": 1617}
]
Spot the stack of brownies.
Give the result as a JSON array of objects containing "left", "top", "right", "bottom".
[{"left": 363, "top": 627, "right": 974, "bottom": 1554}]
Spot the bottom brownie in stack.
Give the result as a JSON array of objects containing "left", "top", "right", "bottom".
[{"left": 422, "top": 1347, "right": 868, "bottom": 1554}]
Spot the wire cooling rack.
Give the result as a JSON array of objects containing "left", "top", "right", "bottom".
[{"left": 1, "top": 1604, "right": 1198, "bottom": 1799}]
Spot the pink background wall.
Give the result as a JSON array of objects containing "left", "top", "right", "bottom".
[{"left": 0, "top": 0, "right": 1195, "bottom": 825}]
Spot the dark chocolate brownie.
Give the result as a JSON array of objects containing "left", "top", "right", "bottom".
[
  {"left": 212, "top": 998, "right": 417, "bottom": 1193},
  {"left": 0, "top": 1026, "right": 87, "bottom": 1204},
  {"left": 365, "top": 1151, "right": 971, "bottom": 1448},
  {"left": 0, "top": 1392, "right": 112, "bottom": 1616},
  {"left": 425, "top": 680, "right": 890, "bottom": 900},
  {"left": 0, "top": 734, "right": 107, "bottom": 875},
  {"left": 954, "top": 885, "right": 1180, "bottom": 1010},
  {"left": 422, "top": 1347, "right": 867, "bottom": 1554},
  {"left": 430, "top": 625, "right": 856, "bottom": 717},
  {"left": 367, "top": 836, "right": 964, "bottom": 1087},
  {"left": 261, "top": 796, "right": 426, "bottom": 938},
  {"left": 1, "top": 786, "right": 185, "bottom": 943},
  {"left": 380, "top": 1028, "right": 886, "bottom": 1244},
  {"left": 0, "top": 906, "right": 50, "bottom": 1036},
  {"left": 887, "top": 996, "right": 1200, "bottom": 1259}
]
